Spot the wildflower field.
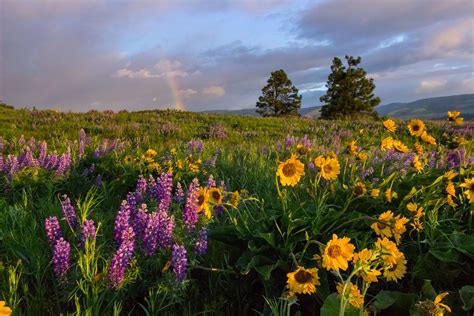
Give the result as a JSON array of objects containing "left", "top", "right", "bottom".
[{"left": 0, "top": 104, "right": 472, "bottom": 315}]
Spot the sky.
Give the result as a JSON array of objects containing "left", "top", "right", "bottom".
[{"left": 0, "top": 0, "right": 473, "bottom": 112}]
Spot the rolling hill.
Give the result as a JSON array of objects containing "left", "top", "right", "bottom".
[{"left": 201, "top": 94, "right": 474, "bottom": 120}]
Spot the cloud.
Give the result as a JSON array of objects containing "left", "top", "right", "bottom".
[
  {"left": 114, "top": 58, "right": 189, "bottom": 79},
  {"left": 416, "top": 79, "right": 447, "bottom": 93},
  {"left": 203, "top": 86, "right": 226, "bottom": 97},
  {"left": 179, "top": 89, "right": 198, "bottom": 98}
]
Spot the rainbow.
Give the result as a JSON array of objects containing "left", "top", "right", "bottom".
[{"left": 164, "top": 61, "right": 186, "bottom": 111}]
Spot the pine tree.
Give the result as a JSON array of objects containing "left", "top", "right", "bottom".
[
  {"left": 256, "top": 69, "right": 302, "bottom": 117},
  {"left": 320, "top": 56, "right": 380, "bottom": 119}
]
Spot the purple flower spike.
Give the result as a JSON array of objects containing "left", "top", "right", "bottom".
[
  {"left": 172, "top": 244, "right": 187, "bottom": 282},
  {"left": 81, "top": 219, "right": 96, "bottom": 249},
  {"left": 194, "top": 227, "right": 208, "bottom": 255},
  {"left": 174, "top": 182, "right": 184, "bottom": 203},
  {"left": 108, "top": 226, "right": 135, "bottom": 288},
  {"left": 52, "top": 237, "right": 71, "bottom": 279},
  {"left": 61, "top": 195, "right": 78, "bottom": 230},
  {"left": 183, "top": 178, "right": 200, "bottom": 231},
  {"left": 45, "top": 216, "right": 62, "bottom": 246}
]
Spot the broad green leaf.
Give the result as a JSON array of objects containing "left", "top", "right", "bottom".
[
  {"left": 320, "top": 293, "right": 358, "bottom": 316},
  {"left": 459, "top": 285, "right": 474, "bottom": 311},
  {"left": 421, "top": 280, "right": 436, "bottom": 300}
]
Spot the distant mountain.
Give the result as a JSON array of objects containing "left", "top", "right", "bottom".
[{"left": 201, "top": 94, "right": 474, "bottom": 120}]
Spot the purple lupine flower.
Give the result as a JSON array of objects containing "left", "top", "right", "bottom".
[
  {"left": 114, "top": 200, "right": 132, "bottom": 246},
  {"left": 194, "top": 227, "right": 208, "bottom": 255},
  {"left": 172, "top": 244, "right": 187, "bottom": 282},
  {"left": 141, "top": 210, "right": 174, "bottom": 256},
  {"left": 284, "top": 135, "right": 298, "bottom": 150},
  {"left": 187, "top": 139, "right": 203, "bottom": 153},
  {"left": 61, "top": 195, "right": 78, "bottom": 230},
  {"left": 300, "top": 134, "right": 312, "bottom": 148},
  {"left": 5, "top": 155, "right": 19, "bottom": 178},
  {"left": 135, "top": 175, "right": 147, "bottom": 196},
  {"left": 219, "top": 180, "right": 227, "bottom": 194},
  {"left": 209, "top": 124, "right": 226, "bottom": 140},
  {"left": 0, "top": 155, "right": 3, "bottom": 171},
  {"left": 208, "top": 153, "right": 218, "bottom": 168},
  {"left": 125, "top": 192, "right": 138, "bottom": 214},
  {"left": 156, "top": 172, "right": 173, "bottom": 211},
  {"left": 44, "top": 152, "right": 59, "bottom": 170},
  {"left": 308, "top": 162, "right": 315, "bottom": 171},
  {"left": 362, "top": 167, "right": 374, "bottom": 179},
  {"left": 183, "top": 178, "right": 200, "bottom": 231},
  {"left": 45, "top": 216, "right": 62, "bottom": 246},
  {"left": 81, "top": 219, "right": 96, "bottom": 249},
  {"left": 38, "top": 141, "right": 47, "bottom": 165},
  {"left": 18, "top": 135, "right": 25, "bottom": 146},
  {"left": 147, "top": 175, "right": 158, "bottom": 200},
  {"left": 78, "top": 129, "right": 86, "bottom": 159},
  {"left": 174, "top": 182, "right": 184, "bottom": 203},
  {"left": 132, "top": 203, "right": 149, "bottom": 241},
  {"left": 206, "top": 175, "right": 216, "bottom": 189},
  {"left": 56, "top": 148, "right": 71, "bottom": 176},
  {"left": 95, "top": 174, "right": 102, "bottom": 186},
  {"left": 108, "top": 226, "right": 135, "bottom": 288},
  {"left": 52, "top": 237, "right": 71, "bottom": 279},
  {"left": 28, "top": 137, "right": 36, "bottom": 150}
]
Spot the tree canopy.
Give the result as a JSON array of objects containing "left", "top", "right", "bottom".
[
  {"left": 256, "top": 69, "right": 302, "bottom": 117},
  {"left": 320, "top": 56, "right": 380, "bottom": 119}
]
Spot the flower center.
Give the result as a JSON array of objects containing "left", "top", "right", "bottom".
[
  {"left": 282, "top": 163, "right": 296, "bottom": 177},
  {"left": 413, "top": 125, "right": 419, "bottom": 131},
  {"left": 354, "top": 185, "right": 364, "bottom": 196},
  {"left": 212, "top": 191, "right": 221, "bottom": 201},
  {"left": 328, "top": 245, "right": 342, "bottom": 258},
  {"left": 197, "top": 195, "right": 205, "bottom": 206},
  {"left": 294, "top": 270, "right": 312, "bottom": 283},
  {"left": 323, "top": 164, "right": 332, "bottom": 173}
]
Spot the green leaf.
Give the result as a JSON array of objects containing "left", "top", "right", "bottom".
[
  {"left": 421, "top": 280, "right": 436, "bottom": 300},
  {"left": 320, "top": 293, "right": 358, "bottom": 316},
  {"left": 429, "top": 248, "right": 462, "bottom": 263},
  {"left": 459, "top": 285, "right": 474, "bottom": 311},
  {"left": 372, "top": 291, "right": 417, "bottom": 311}
]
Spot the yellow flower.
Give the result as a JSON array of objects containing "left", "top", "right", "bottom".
[
  {"left": 383, "top": 119, "right": 397, "bottom": 132},
  {"left": 370, "top": 189, "right": 380, "bottom": 198},
  {"left": 383, "top": 253, "right": 407, "bottom": 282},
  {"left": 414, "top": 142, "right": 424, "bottom": 155},
  {"left": 161, "top": 260, "right": 171, "bottom": 273},
  {"left": 296, "top": 143, "right": 311, "bottom": 155},
  {"left": 170, "top": 147, "right": 177, "bottom": 155},
  {"left": 188, "top": 164, "right": 199, "bottom": 172},
  {"left": 357, "top": 152, "right": 368, "bottom": 161},
  {"left": 375, "top": 237, "right": 403, "bottom": 266},
  {"left": 445, "top": 182, "right": 455, "bottom": 196},
  {"left": 407, "top": 202, "right": 420, "bottom": 213},
  {"left": 421, "top": 132, "right": 436, "bottom": 145},
  {"left": 447, "top": 195, "right": 458, "bottom": 208},
  {"left": 144, "top": 148, "right": 157, "bottom": 158},
  {"left": 381, "top": 137, "right": 394, "bottom": 151},
  {"left": 411, "top": 217, "right": 424, "bottom": 232},
  {"left": 353, "top": 181, "right": 367, "bottom": 196},
  {"left": 277, "top": 154, "right": 305, "bottom": 187},
  {"left": 230, "top": 191, "right": 240, "bottom": 207},
  {"left": 444, "top": 170, "right": 457, "bottom": 180},
  {"left": 347, "top": 140, "right": 357, "bottom": 154},
  {"left": 371, "top": 210, "right": 394, "bottom": 238},
  {"left": 448, "top": 111, "right": 463, "bottom": 124},
  {"left": 124, "top": 155, "right": 133, "bottom": 165},
  {"left": 393, "top": 140, "right": 409, "bottom": 153},
  {"left": 336, "top": 282, "right": 364, "bottom": 308},
  {"left": 314, "top": 155, "right": 340, "bottom": 181},
  {"left": 385, "top": 188, "right": 397, "bottom": 202},
  {"left": 0, "top": 301, "right": 12, "bottom": 316},
  {"left": 208, "top": 187, "right": 223, "bottom": 205},
  {"left": 434, "top": 292, "right": 452, "bottom": 314},
  {"left": 286, "top": 266, "right": 320, "bottom": 295},
  {"left": 176, "top": 159, "right": 183, "bottom": 170},
  {"left": 147, "top": 162, "right": 162, "bottom": 173},
  {"left": 322, "top": 234, "right": 355, "bottom": 271},
  {"left": 407, "top": 119, "right": 426, "bottom": 137},
  {"left": 393, "top": 215, "right": 409, "bottom": 244},
  {"left": 197, "top": 187, "right": 211, "bottom": 218},
  {"left": 413, "top": 155, "right": 424, "bottom": 172},
  {"left": 353, "top": 249, "right": 381, "bottom": 283},
  {"left": 459, "top": 178, "right": 473, "bottom": 203}
]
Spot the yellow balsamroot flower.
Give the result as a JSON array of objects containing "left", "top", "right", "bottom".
[
  {"left": 230, "top": 191, "right": 240, "bottom": 207},
  {"left": 197, "top": 187, "right": 211, "bottom": 218},
  {"left": 353, "top": 249, "right": 381, "bottom": 283},
  {"left": 414, "top": 142, "right": 424, "bottom": 155},
  {"left": 383, "top": 119, "right": 397, "bottom": 132},
  {"left": 336, "top": 282, "right": 364, "bottom": 308},
  {"left": 413, "top": 155, "right": 424, "bottom": 172},
  {"left": 322, "top": 234, "right": 355, "bottom": 271},
  {"left": 459, "top": 178, "right": 473, "bottom": 203},
  {"left": 421, "top": 132, "right": 436, "bottom": 145},
  {"left": 380, "top": 136, "right": 394, "bottom": 151},
  {"left": 407, "top": 202, "right": 420, "bottom": 213},
  {"left": 277, "top": 154, "right": 305, "bottom": 187},
  {"left": 444, "top": 170, "right": 456, "bottom": 180},
  {"left": 357, "top": 152, "right": 368, "bottom": 161},
  {"left": 124, "top": 155, "right": 133, "bottom": 165},
  {"left": 296, "top": 143, "right": 311, "bottom": 155},
  {"left": 208, "top": 187, "right": 223, "bottom": 205},
  {"left": 446, "top": 182, "right": 455, "bottom": 196},
  {"left": 0, "top": 301, "right": 12, "bottom": 316},
  {"left": 286, "top": 266, "right": 320, "bottom": 295},
  {"left": 411, "top": 216, "right": 424, "bottom": 232},
  {"left": 393, "top": 215, "right": 409, "bottom": 244},
  {"left": 170, "top": 147, "right": 177, "bottom": 155},
  {"left": 347, "top": 140, "right": 357, "bottom": 154},
  {"left": 434, "top": 292, "right": 452, "bottom": 314},
  {"left": 176, "top": 159, "right": 183, "bottom": 170},
  {"left": 407, "top": 119, "right": 426, "bottom": 137},
  {"left": 448, "top": 111, "right": 463, "bottom": 124},
  {"left": 375, "top": 237, "right": 403, "bottom": 266},
  {"left": 383, "top": 253, "right": 407, "bottom": 282},
  {"left": 144, "top": 148, "right": 157, "bottom": 158},
  {"left": 385, "top": 188, "right": 397, "bottom": 202},
  {"left": 314, "top": 155, "right": 340, "bottom": 181},
  {"left": 370, "top": 188, "right": 380, "bottom": 198},
  {"left": 393, "top": 140, "right": 409, "bottom": 153},
  {"left": 371, "top": 210, "right": 394, "bottom": 238},
  {"left": 353, "top": 181, "right": 367, "bottom": 196},
  {"left": 447, "top": 195, "right": 458, "bottom": 208},
  {"left": 188, "top": 164, "right": 199, "bottom": 172}
]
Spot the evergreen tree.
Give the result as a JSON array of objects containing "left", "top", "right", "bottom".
[
  {"left": 256, "top": 69, "right": 302, "bottom": 117},
  {"left": 320, "top": 56, "right": 380, "bottom": 119}
]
